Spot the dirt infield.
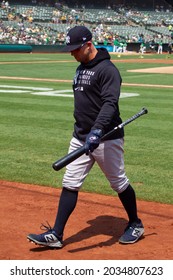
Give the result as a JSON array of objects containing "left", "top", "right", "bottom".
[
  {"left": 128, "top": 66, "right": 173, "bottom": 74},
  {"left": 0, "top": 180, "right": 172, "bottom": 260}
]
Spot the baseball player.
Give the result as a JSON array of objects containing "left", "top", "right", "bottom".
[
  {"left": 27, "top": 26, "right": 144, "bottom": 248},
  {"left": 157, "top": 40, "right": 163, "bottom": 54},
  {"left": 167, "top": 41, "right": 172, "bottom": 57},
  {"left": 139, "top": 42, "right": 146, "bottom": 58}
]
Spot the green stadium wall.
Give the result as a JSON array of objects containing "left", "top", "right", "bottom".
[{"left": 0, "top": 43, "right": 169, "bottom": 53}]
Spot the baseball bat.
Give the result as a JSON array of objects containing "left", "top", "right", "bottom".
[{"left": 52, "top": 107, "right": 148, "bottom": 171}]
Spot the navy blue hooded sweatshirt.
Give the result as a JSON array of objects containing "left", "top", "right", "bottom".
[{"left": 72, "top": 47, "right": 124, "bottom": 141}]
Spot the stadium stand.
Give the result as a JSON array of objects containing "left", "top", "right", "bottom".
[{"left": 0, "top": 0, "right": 172, "bottom": 51}]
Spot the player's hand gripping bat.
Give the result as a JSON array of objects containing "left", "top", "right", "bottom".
[{"left": 52, "top": 107, "right": 148, "bottom": 171}]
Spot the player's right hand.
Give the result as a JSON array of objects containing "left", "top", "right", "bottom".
[{"left": 85, "top": 129, "right": 102, "bottom": 155}]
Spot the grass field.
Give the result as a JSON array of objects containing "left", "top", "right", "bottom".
[{"left": 0, "top": 52, "right": 172, "bottom": 204}]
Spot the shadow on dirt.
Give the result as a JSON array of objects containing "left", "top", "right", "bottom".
[{"left": 66, "top": 215, "right": 127, "bottom": 253}]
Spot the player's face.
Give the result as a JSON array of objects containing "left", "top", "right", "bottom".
[{"left": 71, "top": 42, "right": 91, "bottom": 63}]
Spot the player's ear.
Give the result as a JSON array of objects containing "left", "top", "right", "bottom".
[{"left": 87, "top": 41, "right": 92, "bottom": 48}]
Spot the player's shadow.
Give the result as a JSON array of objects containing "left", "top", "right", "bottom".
[{"left": 65, "top": 215, "right": 127, "bottom": 253}]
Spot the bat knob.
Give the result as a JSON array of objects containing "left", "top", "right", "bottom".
[{"left": 142, "top": 107, "right": 148, "bottom": 114}]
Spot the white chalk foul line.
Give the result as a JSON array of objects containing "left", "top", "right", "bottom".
[{"left": 0, "top": 85, "right": 139, "bottom": 98}]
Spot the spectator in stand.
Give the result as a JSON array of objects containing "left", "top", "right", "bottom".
[
  {"left": 168, "top": 24, "right": 172, "bottom": 32},
  {"left": 75, "top": 14, "right": 79, "bottom": 24},
  {"left": 171, "top": 31, "right": 173, "bottom": 40},
  {"left": 4, "top": 1, "right": 9, "bottom": 11},
  {"left": 1, "top": 1, "right": 5, "bottom": 9}
]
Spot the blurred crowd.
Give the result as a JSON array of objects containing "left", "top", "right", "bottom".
[{"left": 0, "top": 0, "right": 173, "bottom": 50}]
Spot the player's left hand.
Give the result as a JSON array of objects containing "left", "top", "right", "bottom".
[{"left": 85, "top": 129, "right": 103, "bottom": 155}]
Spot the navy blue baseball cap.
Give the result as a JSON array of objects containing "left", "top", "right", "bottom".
[{"left": 62, "top": 26, "right": 92, "bottom": 52}]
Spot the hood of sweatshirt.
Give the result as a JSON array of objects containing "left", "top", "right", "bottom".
[{"left": 81, "top": 47, "right": 111, "bottom": 68}]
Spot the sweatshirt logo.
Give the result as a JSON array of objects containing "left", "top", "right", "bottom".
[
  {"left": 66, "top": 36, "right": 70, "bottom": 44},
  {"left": 73, "top": 70, "right": 95, "bottom": 86},
  {"left": 74, "top": 86, "right": 83, "bottom": 91}
]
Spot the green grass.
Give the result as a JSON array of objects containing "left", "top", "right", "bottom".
[{"left": 0, "top": 53, "right": 172, "bottom": 204}]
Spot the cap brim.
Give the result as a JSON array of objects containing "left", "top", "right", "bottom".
[{"left": 61, "top": 44, "right": 82, "bottom": 52}]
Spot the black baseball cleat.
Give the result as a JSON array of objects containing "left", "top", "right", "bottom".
[
  {"left": 27, "top": 222, "right": 63, "bottom": 249},
  {"left": 119, "top": 220, "right": 144, "bottom": 244}
]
